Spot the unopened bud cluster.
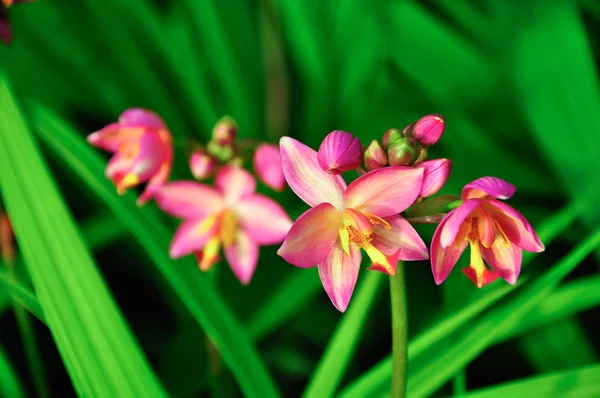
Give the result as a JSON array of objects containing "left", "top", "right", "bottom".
[{"left": 190, "top": 116, "right": 240, "bottom": 180}]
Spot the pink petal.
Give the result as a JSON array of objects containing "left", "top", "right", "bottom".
[
  {"left": 318, "top": 243, "right": 362, "bottom": 312},
  {"left": 344, "top": 166, "right": 424, "bottom": 218},
  {"left": 371, "top": 215, "right": 429, "bottom": 261},
  {"left": 236, "top": 194, "right": 292, "bottom": 245},
  {"left": 87, "top": 124, "right": 144, "bottom": 152},
  {"left": 105, "top": 152, "right": 133, "bottom": 180},
  {"left": 317, "top": 130, "right": 362, "bottom": 174},
  {"left": 224, "top": 229, "right": 259, "bottom": 285},
  {"left": 280, "top": 137, "right": 346, "bottom": 209},
  {"left": 253, "top": 144, "right": 286, "bottom": 191},
  {"left": 481, "top": 240, "right": 523, "bottom": 284},
  {"left": 138, "top": 156, "right": 172, "bottom": 205},
  {"left": 119, "top": 108, "right": 166, "bottom": 129},
  {"left": 431, "top": 213, "right": 468, "bottom": 284},
  {"left": 462, "top": 176, "right": 516, "bottom": 200},
  {"left": 484, "top": 200, "right": 545, "bottom": 252},
  {"left": 169, "top": 218, "right": 216, "bottom": 258},
  {"left": 440, "top": 199, "right": 481, "bottom": 248},
  {"left": 130, "top": 131, "right": 166, "bottom": 180},
  {"left": 190, "top": 151, "right": 216, "bottom": 180},
  {"left": 418, "top": 158, "right": 451, "bottom": 198},
  {"left": 154, "top": 181, "right": 224, "bottom": 219},
  {"left": 461, "top": 265, "right": 501, "bottom": 287},
  {"left": 277, "top": 203, "right": 341, "bottom": 268},
  {"left": 215, "top": 166, "right": 256, "bottom": 204}
]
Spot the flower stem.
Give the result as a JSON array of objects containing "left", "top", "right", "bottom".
[{"left": 390, "top": 261, "right": 408, "bottom": 398}]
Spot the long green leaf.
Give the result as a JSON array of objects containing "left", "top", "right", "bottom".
[
  {"left": 31, "top": 105, "right": 281, "bottom": 398},
  {"left": 0, "top": 345, "right": 25, "bottom": 398},
  {"left": 0, "top": 76, "right": 166, "bottom": 396},
  {"left": 0, "top": 267, "right": 45, "bottom": 323}
]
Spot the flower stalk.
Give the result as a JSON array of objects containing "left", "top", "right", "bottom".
[{"left": 390, "top": 261, "right": 408, "bottom": 398}]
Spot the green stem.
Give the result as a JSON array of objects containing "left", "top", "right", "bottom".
[
  {"left": 6, "top": 260, "right": 49, "bottom": 398},
  {"left": 390, "top": 261, "right": 408, "bottom": 398}
]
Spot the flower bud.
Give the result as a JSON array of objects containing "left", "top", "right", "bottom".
[
  {"left": 364, "top": 140, "right": 388, "bottom": 171},
  {"left": 254, "top": 143, "right": 286, "bottom": 191},
  {"left": 418, "top": 158, "right": 451, "bottom": 197},
  {"left": 382, "top": 129, "right": 403, "bottom": 149},
  {"left": 317, "top": 130, "right": 362, "bottom": 174},
  {"left": 212, "top": 116, "right": 238, "bottom": 146},
  {"left": 190, "top": 151, "right": 217, "bottom": 180},
  {"left": 387, "top": 138, "right": 416, "bottom": 166},
  {"left": 403, "top": 122, "right": 415, "bottom": 138},
  {"left": 412, "top": 114, "right": 444, "bottom": 146},
  {"left": 412, "top": 147, "right": 428, "bottom": 166},
  {"left": 405, "top": 194, "right": 461, "bottom": 223}
]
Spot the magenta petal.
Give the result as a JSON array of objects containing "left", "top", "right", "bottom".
[
  {"left": 440, "top": 199, "right": 481, "bottom": 248},
  {"left": 431, "top": 214, "right": 468, "bottom": 284},
  {"left": 318, "top": 243, "right": 362, "bottom": 312},
  {"left": 277, "top": 203, "right": 341, "bottom": 268},
  {"left": 215, "top": 166, "right": 256, "bottom": 204},
  {"left": 0, "top": 14, "right": 11, "bottom": 45},
  {"left": 237, "top": 194, "right": 292, "bottom": 245},
  {"left": 345, "top": 166, "right": 424, "bottom": 218},
  {"left": 154, "top": 181, "right": 224, "bottom": 219},
  {"left": 119, "top": 108, "right": 166, "bottom": 129},
  {"left": 317, "top": 130, "right": 362, "bottom": 174},
  {"left": 462, "top": 176, "right": 516, "bottom": 200},
  {"left": 87, "top": 124, "right": 144, "bottom": 152},
  {"left": 224, "top": 230, "right": 259, "bottom": 285},
  {"left": 280, "top": 137, "right": 346, "bottom": 209},
  {"left": 253, "top": 144, "right": 286, "bottom": 191},
  {"left": 485, "top": 200, "right": 545, "bottom": 252},
  {"left": 170, "top": 219, "right": 215, "bottom": 258},
  {"left": 371, "top": 215, "right": 428, "bottom": 261},
  {"left": 419, "top": 158, "right": 451, "bottom": 197},
  {"left": 481, "top": 241, "right": 523, "bottom": 284}
]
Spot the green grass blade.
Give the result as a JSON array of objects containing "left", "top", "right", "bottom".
[
  {"left": 0, "top": 76, "right": 166, "bottom": 396},
  {"left": 0, "top": 267, "right": 45, "bottom": 323},
  {"left": 462, "top": 364, "right": 600, "bottom": 398},
  {"left": 0, "top": 345, "right": 25, "bottom": 398},
  {"left": 31, "top": 105, "right": 281, "bottom": 398},
  {"left": 303, "top": 272, "right": 383, "bottom": 398}
]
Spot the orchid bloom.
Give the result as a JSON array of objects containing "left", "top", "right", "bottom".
[
  {"left": 154, "top": 166, "right": 292, "bottom": 284},
  {"left": 431, "top": 176, "right": 544, "bottom": 287},
  {"left": 253, "top": 143, "right": 286, "bottom": 191},
  {"left": 88, "top": 108, "right": 172, "bottom": 205},
  {"left": 277, "top": 137, "right": 428, "bottom": 312}
]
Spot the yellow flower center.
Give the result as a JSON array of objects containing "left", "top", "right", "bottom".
[{"left": 197, "top": 210, "right": 238, "bottom": 271}]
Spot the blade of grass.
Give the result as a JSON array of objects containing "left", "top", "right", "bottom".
[
  {"left": 461, "top": 364, "right": 600, "bottom": 398},
  {"left": 0, "top": 266, "right": 45, "bottom": 323},
  {"left": 30, "top": 105, "right": 281, "bottom": 398},
  {"left": 0, "top": 75, "right": 166, "bottom": 396},
  {"left": 0, "top": 345, "right": 25, "bottom": 398},
  {"left": 302, "top": 272, "right": 383, "bottom": 398}
]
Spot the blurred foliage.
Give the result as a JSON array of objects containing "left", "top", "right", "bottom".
[{"left": 0, "top": 0, "right": 599, "bottom": 397}]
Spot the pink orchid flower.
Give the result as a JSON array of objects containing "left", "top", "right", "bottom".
[
  {"left": 253, "top": 143, "right": 286, "bottom": 191},
  {"left": 277, "top": 137, "right": 428, "bottom": 312},
  {"left": 88, "top": 108, "right": 173, "bottom": 205},
  {"left": 154, "top": 166, "right": 292, "bottom": 284},
  {"left": 431, "top": 176, "right": 544, "bottom": 287}
]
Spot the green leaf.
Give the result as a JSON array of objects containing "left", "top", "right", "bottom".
[
  {"left": 462, "top": 364, "right": 600, "bottom": 398},
  {"left": 0, "top": 75, "right": 166, "bottom": 396},
  {"left": 0, "top": 266, "right": 45, "bottom": 324},
  {"left": 30, "top": 105, "right": 281, "bottom": 398},
  {"left": 303, "top": 272, "right": 383, "bottom": 398},
  {"left": 0, "top": 345, "right": 25, "bottom": 398}
]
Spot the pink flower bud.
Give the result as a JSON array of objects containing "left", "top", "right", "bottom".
[
  {"left": 382, "top": 129, "right": 403, "bottom": 150},
  {"left": 189, "top": 150, "right": 217, "bottom": 180},
  {"left": 317, "top": 130, "right": 362, "bottom": 174},
  {"left": 212, "top": 116, "right": 238, "bottom": 146},
  {"left": 254, "top": 143, "right": 286, "bottom": 191},
  {"left": 418, "top": 158, "right": 451, "bottom": 197},
  {"left": 387, "top": 138, "right": 416, "bottom": 166},
  {"left": 364, "top": 140, "right": 388, "bottom": 171},
  {"left": 412, "top": 115, "right": 445, "bottom": 146}
]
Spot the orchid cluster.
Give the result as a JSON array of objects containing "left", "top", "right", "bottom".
[{"left": 88, "top": 110, "right": 544, "bottom": 312}]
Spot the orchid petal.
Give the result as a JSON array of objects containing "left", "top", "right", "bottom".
[
  {"left": 344, "top": 166, "right": 424, "bottom": 217},
  {"left": 169, "top": 218, "right": 216, "bottom": 258},
  {"left": 87, "top": 124, "right": 144, "bottom": 152},
  {"left": 431, "top": 213, "right": 468, "bottom": 284},
  {"left": 481, "top": 240, "right": 523, "bottom": 284},
  {"left": 462, "top": 176, "right": 516, "bottom": 200},
  {"left": 484, "top": 200, "right": 545, "bottom": 252},
  {"left": 280, "top": 137, "right": 346, "bottom": 209},
  {"left": 461, "top": 265, "right": 501, "bottom": 287},
  {"left": 215, "top": 166, "right": 256, "bottom": 204},
  {"left": 253, "top": 144, "right": 286, "bottom": 191},
  {"left": 154, "top": 181, "right": 224, "bottom": 219},
  {"left": 440, "top": 199, "right": 481, "bottom": 248},
  {"left": 418, "top": 158, "right": 451, "bottom": 198},
  {"left": 277, "top": 203, "right": 341, "bottom": 268},
  {"left": 371, "top": 215, "right": 429, "bottom": 261},
  {"left": 224, "top": 229, "right": 259, "bottom": 285},
  {"left": 119, "top": 108, "right": 166, "bottom": 129},
  {"left": 318, "top": 242, "right": 362, "bottom": 312},
  {"left": 237, "top": 194, "right": 292, "bottom": 245}
]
